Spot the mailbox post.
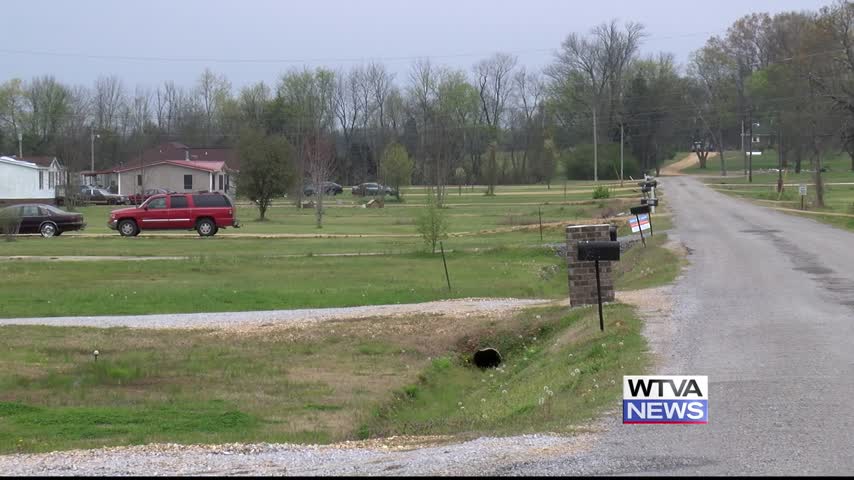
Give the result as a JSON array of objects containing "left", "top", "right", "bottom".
[
  {"left": 630, "top": 204, "right": 652, "bottom": 245},
  {"left": 577, "top": 240, "right": 621, "bottom": 331}
]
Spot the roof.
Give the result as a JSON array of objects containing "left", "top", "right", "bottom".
[
  {"left": 113, "top": 160, "right": 228, "bottom": 174},
  {"left": 120, "top": 142, "right": 240, "bottom": 171},
  {"left": 19, "top": 156, "right": 61, "bottom": 168},
  {"left": 0, "top": 156, "right": 43, "bottom": 169}
]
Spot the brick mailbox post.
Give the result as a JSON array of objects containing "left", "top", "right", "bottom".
[{"left": 565, "top": 224, "right": 615, "bottom": 307}]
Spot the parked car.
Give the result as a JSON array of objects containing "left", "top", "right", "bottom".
[
  {"left": 0, "top": 204, "right": 85, "bottom": 238},
  {"left": 80, "top": 186, "right": 128, "bottom": 205},
  {"left": 108, "top": 192, "right": 240, "bottom": 237},
  {"left": 352, "top": 182, "right": 394, "bottom": 196},
  {"left": 128, "top": 188, "right": 170, "bottom": 205},
  {"left": 304, "top": 181, "right": 344, "bottom": 196}
]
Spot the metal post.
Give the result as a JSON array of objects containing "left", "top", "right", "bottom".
[
  {"left": 636, "top": 214, "right": 646, "bottom": 247},
  {"left": 741, "top": 119, "right": 746, "bottom": 175},
  {"left": 595, "top": 259, "right": 604, "bottom": 332},
  {"left": 440, "top": 241, "right": 451, "bottom": 292},
  {"left": 538, "top": 207, "right": 543, "bottom": 242},
  {"left": 17, "top": 132, "right": 23, "bottom": 158},
  {"left": 648, "top": 214, "right": 654, "bottom": 237},
  {"left": 620, "top": 122, "right": 624, "bottom": 187}
]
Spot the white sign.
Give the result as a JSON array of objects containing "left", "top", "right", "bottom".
[
  {"left": 799, "top": 184, "right": 807, "bottom": 196},
  {"left": 629, "top": 214, "right": 651, "bottom": 233}
]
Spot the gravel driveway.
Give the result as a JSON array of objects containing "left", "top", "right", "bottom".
[{"left": 0, "top": 297, "right": 552, "bottom": 330}]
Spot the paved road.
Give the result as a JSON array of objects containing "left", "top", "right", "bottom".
[{"left": 501, "top": 175, "right": 854, "bottom": 476}]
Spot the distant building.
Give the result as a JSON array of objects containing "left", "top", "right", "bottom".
[
  {"left": 79, "top": 142, "right": 239, "bottom": 196},
  {"left": 114, "top": 160, "right": 233, "bottom": 196},
  {"left": 0, "top": 155, "right": 66, "bottom": 205}
]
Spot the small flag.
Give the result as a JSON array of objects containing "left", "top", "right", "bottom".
[{"left": 629, "top": 214, "right": 650, "bottom": 233}]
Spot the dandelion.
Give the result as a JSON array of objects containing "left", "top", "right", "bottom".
[
  {"left": 533, "top": 336, "right": 537, "bottom": 341},
  {"left": 547, "top": 390, "right": 554, "bottom": 397},
  {"left": 458, "top": 402, "right": 463, "bottom": 406},
  {"left": 481, "top": 398, "right": 486, "bottom": 403},
  {"left": 535, "top": 315, "right": 541, "bottom": 319},
  {"left": 489, "top": 373, "right": 494, "bottom": 378},
  {"left": 574, "top": 368, "right": 580, "bottom": 374},
  {"left": 618, "top": 341, "right": 624, "bottom": 347},
  {"left": 569, "top": 353, "right": 573, "bottom": 357},
  {"left": 461, "top": 406, "right": 465, "bottom": 410},
  {"left": 570, "top": 371, "right": 576, "bottom": 377},
  {"left": 502, "top": 390, "right": 508, "bottom": 395},
  {"left": 482, "top": 414, "right": 488, "bottom": 419},
  {"left": 601, "top": 343, "right": 606, "bottom": 348},
  {"left": 610, "top": 379, "right": 616, "bottom": 385},
  {"left": 544, "top": 386, "right": 550, "bottom": 391},
  {"left": 538, "top": 397, "right": 545, "bottom": 406}
]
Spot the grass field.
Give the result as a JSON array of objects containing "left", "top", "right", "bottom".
[
  {"left": 694, "top": 151, "right": 854, "bottom": 232},
  {"left": 0, "top": 182, "right": 672, "bottom": 318}
]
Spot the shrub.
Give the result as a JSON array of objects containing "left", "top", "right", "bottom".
[
  {"left": 0, "top": 207, "right": 22, "bottom": 241},
  {"left": 592, "top": 185, "right": 611, "bottom": 199}
]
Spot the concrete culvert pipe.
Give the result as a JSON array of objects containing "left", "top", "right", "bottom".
[{"left": 473, "top": 348, "right": 502, "bottom": 369}]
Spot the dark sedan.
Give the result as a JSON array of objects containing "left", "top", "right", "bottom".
[
  {"left": 0, "top": 204, "right": 86, "bottom": 237},
  {"left": 128, "top": 188, "right": 170, "bottom": 205},
  {"left": 304, "top": 182, "right": 344, "bottom": 196},
  {"left": 351, "top": 182, "right": 397, "bottom": 197}
]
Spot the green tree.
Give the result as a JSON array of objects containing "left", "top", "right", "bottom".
[
  {"left": 237, "top": 128, "right": 296, "bottom": 221},
  {"left": 380, "top": 142, "right": 413, "bottom": 199}
]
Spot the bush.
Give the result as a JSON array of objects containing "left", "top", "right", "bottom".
[
  {"left": 0, "top": 207, "right": 22, "bottom": 241},
  {"left": 562, "top": 143, "right": 641, "bottom": 180},
  {"left": 592, "top": 185, "right": 611, "bottom": 199}
]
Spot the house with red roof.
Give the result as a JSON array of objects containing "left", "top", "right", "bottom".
[
  {"left": 115, "top": 159, "right": 234, "bottom": 197},
  {"left": 81, "top": 142, "right": 238, "bottom": 197}
]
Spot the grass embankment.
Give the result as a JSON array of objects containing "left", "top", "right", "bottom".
[{"left": 0, "top": 303, "right": 649, "bottom": 453}]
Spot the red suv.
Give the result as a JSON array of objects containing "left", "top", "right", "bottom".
[{"left": 108, "top": 192, "right": 240, "bottom": 237}]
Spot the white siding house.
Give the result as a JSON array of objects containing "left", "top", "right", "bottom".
[{"left": 0, "top": 156, "right": 60, "bottom": 204}]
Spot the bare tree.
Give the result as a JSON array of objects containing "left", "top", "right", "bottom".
[
  {"left": 93, "top": 75, "right": 125, "bottom": 131},
  {"left": 305, "top": 134, "right": 336, "bottom": 228}
]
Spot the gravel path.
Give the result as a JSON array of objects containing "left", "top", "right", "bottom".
[
  {"left": 0, "top": 434, "right": 600, "bottom": 477},
  {"left": 0, "top": 297, "right": 552, "bottom": 330}
]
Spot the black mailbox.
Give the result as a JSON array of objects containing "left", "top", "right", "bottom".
[
  {"left": 640, "top": 198, "right": 659, "bottom": 207},
  {"left": 577, "top": 240, "right": 621, "bottom": 261},
  {"left": 609, "top": 225, "right": 617, "bottom": 241},
  {"left": 641, "top": 184, "right": 651, "bottom": 193},
  {"left": 646, "top": 180, "right": 658, "bottom": 188},
  {"left": 630, "top": 205, "right": 651, "bottom": 215}
]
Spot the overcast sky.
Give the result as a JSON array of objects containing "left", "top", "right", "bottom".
[{"left": 2, "top": 0, "right": 832, "bottom": 91}]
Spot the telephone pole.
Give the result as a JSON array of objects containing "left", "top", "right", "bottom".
[
  {"left": 748, "top": 108, "right": 754, "bottom": 183},
  {"left": 620, "top": 122, "right": 624, "bottom": 187}
]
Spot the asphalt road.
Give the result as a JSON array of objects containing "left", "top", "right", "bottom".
[{"left": 501, "top": 176, "right": 854, "bottom": 476}]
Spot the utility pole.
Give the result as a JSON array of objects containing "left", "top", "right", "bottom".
[
  {"left": 592, "top": 106, "right": 598, "bottom": 183},
  {"left": 90, "top": 130, "right": 96, "bottom": 172},
  {"left": 777, "top": 114, "right": 783, "bottom": 194},
  {"left": 741, "top": 118, "right": 747, "bottom": 176},
  {"left": 620, "top": 122, "right": 624, "bottom": 187},
  {"left": 748, "top": 108, "right": 754, "bottom": 183},
  {"left": 17, "top": 132, "right": 22, "bottom": 158}
]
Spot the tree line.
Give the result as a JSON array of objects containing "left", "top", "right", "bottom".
[{"left": 2, "top": 1, "right": 853, "bottom": 209}]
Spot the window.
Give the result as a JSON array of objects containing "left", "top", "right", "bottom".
[
  {"left": 39, "top": 171, "right": 44, "bottom": 190},
  {"left": 147, "top": 197, "right": 167, "bottom": 209},
  {"left": 183, "top": 175, "right": 193, "bottom": 190},
  {"left": 20, "top": 205, "right": 40, "bottom": 217},
  {"left": 192, "top": 194, "right": 231, "bottom": 207},
  {"left": 49, "top": 172, "right": 55, "bottom": 189},
  {"left": 752, "top": 136, "right": 760, "bottom": 143},
  {"left": 170, "top": 196, "right": 188, "bottom": 208},
  {"left": 137, "top": 175, "right": 142, "bottom": 186},
  {"left": 219, "top": 175, "right": 224, "bottom": 191}
]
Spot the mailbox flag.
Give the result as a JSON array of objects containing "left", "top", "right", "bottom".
[{"left": 629, "top": 214, "right": 651, "bottom": 233}]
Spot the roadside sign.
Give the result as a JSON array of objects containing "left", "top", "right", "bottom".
[
  {"left": 799, "top": 184, "right": 807, "bottom": 196},
  {"left": 629, "top": 214, "right": 651, "bottom": 233}
]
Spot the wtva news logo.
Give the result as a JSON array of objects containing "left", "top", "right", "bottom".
[{"left": 623, "top": 375, "right": 708, "bottom": 424}]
